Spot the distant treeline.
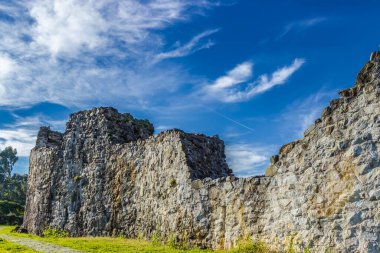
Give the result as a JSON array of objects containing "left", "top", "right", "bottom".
[{"left": 0, "top": 147, "right": 27, "bottom": 225}]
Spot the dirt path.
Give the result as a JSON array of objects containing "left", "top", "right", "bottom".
[{"left": 0, "top": 234, "right": 82, "bottom": 253}]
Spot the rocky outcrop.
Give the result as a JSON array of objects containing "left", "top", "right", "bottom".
[{"left": 22, "top": 53, "right": 380, "bottom": 252}]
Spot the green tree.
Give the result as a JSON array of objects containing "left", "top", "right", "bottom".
[
  {"left": 2, "top": 174, "right": 28, "bottom": 205},
  {"left": 0, "top": 147, "right": 18, "bottom": 182},
  {"left": 0, "top": 146, "right": 26, "bottom": 224}
]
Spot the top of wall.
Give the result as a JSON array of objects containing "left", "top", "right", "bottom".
[{"left": 265, "top": 52, "right": 380, "bottom": 176}]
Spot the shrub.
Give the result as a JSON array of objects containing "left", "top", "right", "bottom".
[
  {"left": 151, "top": 231, "right": 161, "bottom": 246},
  {"left": 169, "top": 179, "right": 177, "bottom": 187},
  {"left": 137, "top": 232, "right": 144, "bottom": 240},
  {"left": 303, "top": 247, "right": 311, "bottom": 253},
  {"left": 179, "top": 240, "right": 189, "bottom": 250},
  {"left": 285, "top": 236, "right": 296, "bottom": 253},
  {"left": 167, "top": 234, "right": 177, "bottom": 248},
  {"left": 235, "top": 237, "right": 270, "bottom": 253},
  {"left": 117, "top": 231, "right": 127, "bottom": 239},
  {"left": 166, "top": 234, "right": 190, "bottom": 250},
  {"left": 43, "top": 227, "right": 68, "bottom": 238}
]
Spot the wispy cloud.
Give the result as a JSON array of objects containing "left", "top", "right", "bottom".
[
  {"left": 0, "top": 0, "right": 216, "bottom": 108},
  {"left": 226, "top": 143, "right": 275, "bottom": 176},
  {"left": 0, "top": 53, "right": 17, "bottom": 79},
  {"left": 202, "top": 58, "right": 305, "bottom": 103},
  {"left": 0, "top": 114, "right": 67, "bottom": 156},
  {"left": 249, "top": 58, "right": 305, "bottom": 95},
  {"left": 279, "top": 90, "right": 337, "bottom": 139},
  {"left": 208, "top": 61, "right": 253, "bottom": 90},
  {"left": 0, "top": 128, "right": 35, "bottom": 157},
  {"left": 153, "top": 29, "right": 219, "bottom": 63},
  {"left": 27, "top": 0, "right": 214, "bottom": 57},
  {"left": 279, "top": 17, "right": 326, "bottom": 39}
]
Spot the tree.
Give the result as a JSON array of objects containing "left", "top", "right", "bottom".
[
  {"left": 1, "top": 174, "right": 28, "bottom": 205},
  {"left": 0, "top": 147, "right": 25, "bottom": 225},
  {"left": 0, "top": 147, "right": 18, "bottom": 182}
]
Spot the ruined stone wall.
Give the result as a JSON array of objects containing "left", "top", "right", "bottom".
[
  {"left": 255, "top": 59, "right": 380, "bottom": 252},
  {"left": 22, "top": 55, "right": 380, "bottom": 252}
]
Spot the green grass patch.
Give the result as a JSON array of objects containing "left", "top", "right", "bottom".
[
  {"left": 230, "top": 237, "right": 275, "bottom": 253},
  {"left": 0, "top": 226, "right": 278, "bottom": 253},
  {"left": 0, "top": 226, "right": 214, "bottom": 253},
  {"left": 0, "top": 237, "right": 37, "bottom": 253}
]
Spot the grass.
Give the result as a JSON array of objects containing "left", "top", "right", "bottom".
[
  {"left": 0, "top": 237, "right": 37, "bottom": 253},
  {"left": 0, "top": 226, "right": 214, "bottom": 253},
  {"left": 0, "top": 226, "right": 277, "bottom": 253}
]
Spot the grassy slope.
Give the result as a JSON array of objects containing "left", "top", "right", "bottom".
[{"left": 0, "top": 226, "right": 273, "bottom": 253}]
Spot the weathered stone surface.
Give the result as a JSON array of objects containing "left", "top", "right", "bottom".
[
  {"left": 22, "top": 53, "right": 380, "bottom": 252},
  {"left": 36, "top": 127, "right": 63, "bottom": 148}
]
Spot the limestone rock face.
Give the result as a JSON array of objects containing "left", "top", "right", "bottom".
[{"left": 22, "top": 54, "right": 380, "bottom": 252}]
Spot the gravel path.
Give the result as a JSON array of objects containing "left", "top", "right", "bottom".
[{"left": 0, "top": 234, "right": 83, "bottom": 253}]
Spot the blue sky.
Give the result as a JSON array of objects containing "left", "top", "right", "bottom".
[{"left": 0, "top": 0, "right": 379, "bottom": 176}]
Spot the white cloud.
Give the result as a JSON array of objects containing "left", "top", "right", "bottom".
[
  {"left": 0, "top": 0, "right": 217, "bottom": 108},
  {"left": 0, "top": 114, "right": 67, "bottom": 156},
  {"left": 28, "top": 0, "right": 106, "bottom": 56},
  {"left": 279, "top": 17, "right": 326, "bottom": 39},
  {"left": 0, "top": 53, "right": 17, "bottom": 79},
  {"left": 10, "top": 114, "right": 67, "bottom": 130},
  {"left": 225, "top": 90, "right": 337, "bottom": 177},
  {"left": 202, "top": 58, "right": 305, "bottom": 103},
  {"left": 247, "top": 58, "right": 305, "bottom": 95},
  {"left": 279, "top": 90, "right": 337, "bottom": 138},
  {"left": 226, "top": 144, "right": 275, "bottom": 176},
  {"left": 209, "top": 61, "right": 253, "bottom": 90},
  {"left": 0, "top": 60, "right": 194, "bottom": 108},
  {"left": 0, "top": 128, "right": 36, "bottom": 157},
  {"left": 25, "top": 0, "right": 214, "bottom": 57},
  {"left": 153, "top": 29, "right": 219, "bottom": 62}
]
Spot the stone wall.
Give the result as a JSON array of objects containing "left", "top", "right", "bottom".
[{"left": 22, "top": 54, "right": 380, "bottom": 252}]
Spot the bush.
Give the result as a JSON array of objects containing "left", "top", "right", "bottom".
[
  {"left": 169, "top": 179, "right": 177, "bottom": 187},
  {"left": 0, "top": 200, "right": 24, "bottom": 225},
  {"left": 137, "top": 232, "right": 144, "bottom": 240},
  {"left": 151, "top": 231, "right": 161, "bottom": 246},
  {"left": 234, "top": 237, "right": 270, "bottom": 253},
  {"left": 167, "top": 234, "right": 177, "bottom": 248},
  {"left": 303, "top": 248, "right": 311, "bottom": 253},
  {"left": 285, "top": 236, "right": 297, "bottom": 253},
  {"left": 43, "top": 227, "right": 68, "bottom": 238}
]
